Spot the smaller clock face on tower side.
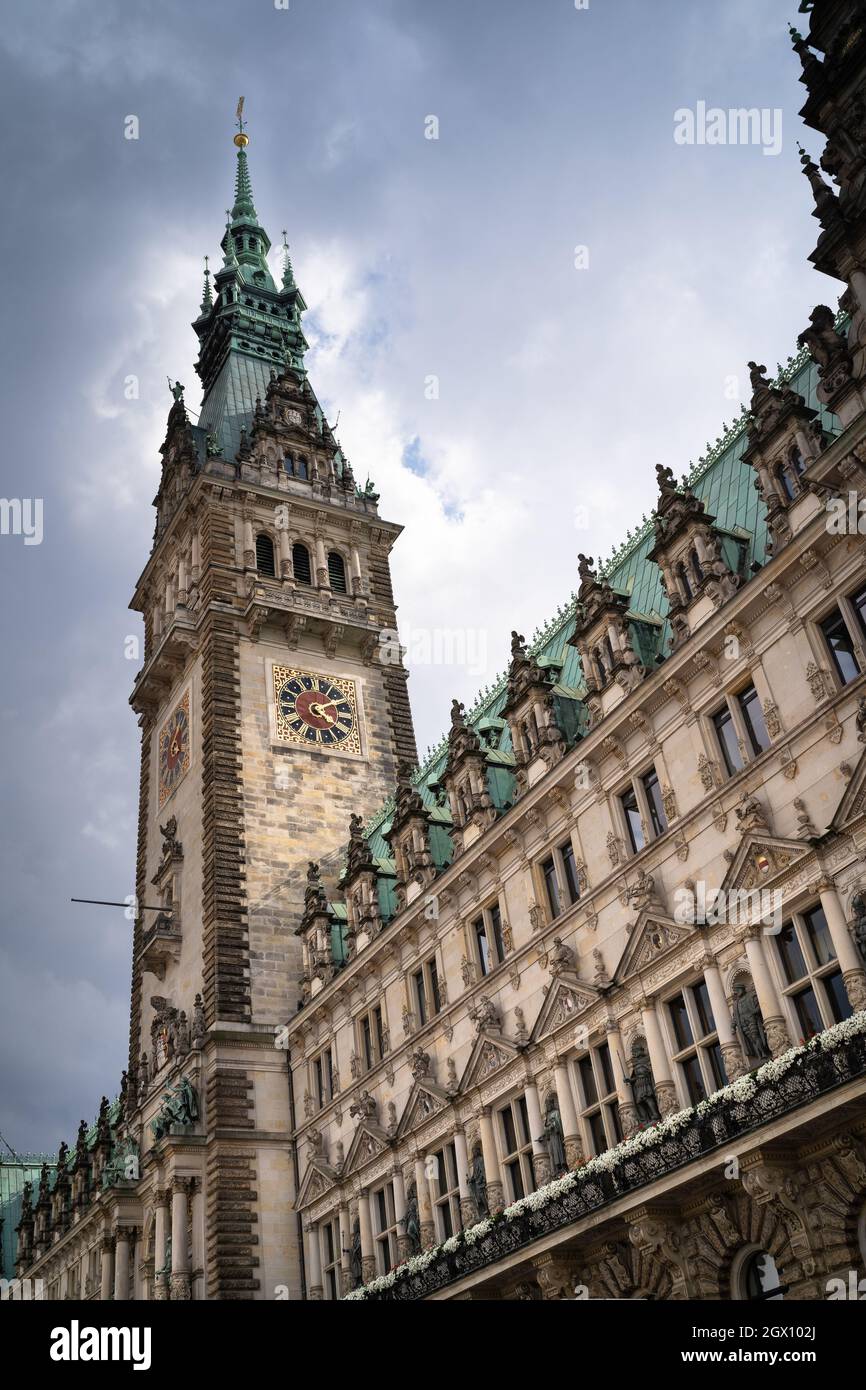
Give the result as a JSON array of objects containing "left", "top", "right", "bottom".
[
  {"left": 158, "top": 690, "right": 191, "bottom": 806},
  {"left": 273, "top": 666, "right": 361, "bottom": 753}
]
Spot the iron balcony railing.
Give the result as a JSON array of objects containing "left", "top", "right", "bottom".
[{"left": 360, "top": 1027, "right": 866, "bottom": 1301}]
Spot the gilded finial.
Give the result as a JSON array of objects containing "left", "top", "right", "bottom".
[{"left": 234, "top": 95, "right": 249, "bottom": 148}]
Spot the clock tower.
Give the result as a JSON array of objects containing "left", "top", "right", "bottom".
[{"left": 126, "top": 113, "right": 416, "bottom": 1299}]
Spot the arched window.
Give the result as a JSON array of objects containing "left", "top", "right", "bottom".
[
  {"left": 677, "top": 562, "right": 693, "bottom": 602},
  {"left": 789, "top": 445, "right": 806, "bottom": 477},
  {"left": 296, "top": 456, "right": 309, "bottom": 480},
  {"left": 737, "top": 1250, "right": 783, "bottom": 1301},
  {"left": 690, "top": 548, "right": 704, "bottom": 585},
  {"left": 284, "top": 454, "right": 294, "bottom": 476},
  {"left": 255, "top": 533, "right": 276, "bottom": 577},
  {"left": 292, "top": 542, "right": 312, "bottom": 586},
  {"left": 328, "top": 551, "right": 348, "bottom": 594}
]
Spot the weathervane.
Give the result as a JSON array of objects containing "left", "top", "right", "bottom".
[{"left": 234, "top": 95, "right": 249, "bottom": 148}]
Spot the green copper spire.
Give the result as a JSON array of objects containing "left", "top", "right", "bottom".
[
  {"left": 193, "top": 100, "right": 310, "bottom": 460},
  {"left": 232, "top": 146, "right": 257, "bottom": 223}
]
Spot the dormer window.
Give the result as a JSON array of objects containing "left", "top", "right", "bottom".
[
  {"left": 677, "top": 562, "right": 693, "bottom": 602},
  {"left": 690, "top": 548, "right": 704, "bottom": 586}
]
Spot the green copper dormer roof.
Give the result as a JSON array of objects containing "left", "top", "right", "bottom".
[{"left": 356, "top": 323, "right": 845, "bottom": 872}]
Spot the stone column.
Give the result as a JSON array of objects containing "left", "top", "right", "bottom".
[
  {"left": 113, "top": 1229, "right": 131, "bottom": 1301},
  {"left": 99, "top": 1236, "right": 114, "bottom": 1301},
  {"left": 414, "top": 1156, "right": 435, "bottom": 1249},
  {"left": 190, "top": 529, "right": 200, "bottom": 584},
  {"left": 190, "top": 1184, "right": 205, "bottom": 1301},
  {"left": 816, "top": 879, "right": 866, "bottom": 1012},
  {"left": 479, "top": 1107, "right": 504, "bottom": 1214},
  {"left": 453, "top": 1128, "right": 474, "bottom": 1228},
  {"left": 176, "top": 554, "right": 188, "bottom": 606},
  {"left": 392, "top": 1167, "right": 411, "bottom": 1261},
  {"left": 169, "top": 1178, "right": 191, "bottom": 1300},
  {"left": 153, "top": 1188, "right": 169, "bottom": 1301},
  {"left": 242, "top": 517, "right": 255, "bottom": 569},
  {"left": 553, "top": 1059, "right": 584, "bottom": 1169},
  {"left": 641, "top": 999, "right": 679, "bottom": 1117},
  {"left": 349, "top": 544, "right": 363, "bottom": 595},
  {"left": 278, "top": 526, "right": 292, "bottom": 579},
  {"left": 357, "top": 1191, "right": 376, "bottom": 1285},
  {"left": 701, "top": 956, "right": 748, "bottom": 1080},
  {"left": 305, "top": 1222, "right": 323, "bottom": 1300},
  {"left": 524, "top": 1081, "right": 551, "bottom": 1186},
  {"left": 605, "top": 1019, "right": 637, "bottom": 1135},
  {"left": 338, "top": 1202, "right": 352, "bottom": 1293},
  {"left": 314, "top": 535, "right": 328, "bottom": 588},
  {"left": 742, "top": 927, "right": 791, "bottom": 1056}
]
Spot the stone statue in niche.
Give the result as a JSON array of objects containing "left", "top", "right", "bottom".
[
  {"left": 404, "top": 1183, "right": 422, "bottom": 1254},
  {"left": 850, "top": 890, "right": 866, "bottom": 964},
  {"left": 624, "top": 1039, "right": 661, "bottom": 1125},
  {"left": 539, "top": 1095, "right": 568, "bottom": 1175},
  {"left": 467, "top": 1144, "right": 489, "bottom": 1220},
  {"left": 732, "top": 981, "right": 771, "bottom": 1063}
]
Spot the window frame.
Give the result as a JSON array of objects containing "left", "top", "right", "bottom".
[
  {"left": 320, "top": 1215, "right": 342, "bottom": 1300},
  {"left": 664, "top": 979, "right": 728, "bottom": 1106},
  {"left": 708, "top": 678, "right": 772, "bottom": 781},
  {"left": 371, "top": 1181, "right": 399, "bottom": 1275},
  {"left": 428, "top": 1141, "right": 462, "bottom": 1241},
  {"left": 311, "top": 1045, "right": 334, "bottom": 1110},
  {"left": 357, "top": 1003, "right": 386, "bottom": 1072},
  {"left": 770, "top": 903, "right": 852, "bottom": 1040},
  {"left": 497, "top": 1093, "right": 537, "bottom": 1202},
  {"left": 471, "top": 900, "right": 507, "bottom": 974},
  {"left": 572, "top": 1040, "right": 622, "bottom": 1157}
]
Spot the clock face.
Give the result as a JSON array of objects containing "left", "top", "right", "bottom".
[
  {"left": 273, "top": 666, "right": 361, "bottom": 753},
  {"left": 158, "top": 691, "right": 191, "bottom": 806}
]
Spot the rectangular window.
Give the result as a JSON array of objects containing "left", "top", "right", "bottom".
[
  {"left": 489, "top": 903, "right": 506, "bottom": 962},
  {"left": 413, "top": 969, "right": 427, "bottom": 1027},
  {"left": 473, "top": 915, "right": 490, "bottom": 976},
  {"left": 429, "top": 1142, "right": 461, "bottom": 1241},
  {"left": 542, "top": 857, "right": 561, "bottom": 919},
  {"left": 852, "top": 585, "right": 866, "bottom": 640},
  {"left": 772, "top": 904, "right": 853, "bottom": 1035},
  {"left": 372, "top": 1183, "right": 399, "bottom": 1275},
  {"left": 775, "top": 922, "right": 808, "bottom": 985},
  {"left": 359, "top": 1005, "right": 386, "bottom": 1072},
  {"left": 666, "top": 980, "right": 728, "bottom": 1105},
  {"left": 642, "top": 767, "right": 668, "bottom": 837},
  {"left": 321, "top": 1217, "right": 341, "bottom": 1300},
  {"left": 820, "top": 609, "right": 861, "bottom": 685},
  {"left": 738, "top": 685, "right": 770, "bottom": 756},
  {"left": 713, "top": 705, "right": 743, "bottom": 777},
  {"left": 621, "top": 787, "right": 644, "bottom": 853},
  {"left": 428, "top": 957, "right": 442, "bottom": 1014},
  {"left": 561, "top": 839, "right": 582, "bottom": 905},
  {"left": 498, "top": 1095, "right": 536, "bottom": 1200},
  {"left": 313, "top": 1047, "right": 334, "bottom": 1109},
  {"left": 574, "top": 1043, "right": 621, "bottom": 1157}
]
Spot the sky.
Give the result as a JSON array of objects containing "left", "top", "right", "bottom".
[{"left": 0, "top": 0, "right": 834, "bottom": 1153}]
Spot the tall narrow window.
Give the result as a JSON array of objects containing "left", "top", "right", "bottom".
[
  {"left": 413, "top": 968, "right": 427, "bottom": 1027},
  {"left": 296, "top": 456, "right": 309, "bottom": 480},
  {"left": 542, "top": 857, "right": 561, "bottom": 919},
  {"left": 773, "top": 906, "right": 850, "bottom": 1038},
  {"left": 473, "top": 915, "right": 490, "bottom": 976},
  {"left": 292, "top": 542, "right": 312, "bottom": 586},
  {"left": 738, "top": 685, "right": 770, "bottom": 755},
  {"left": 621, "top": 787, "right": 644, "bottom": 853},
  {"left": 642, "top": 767, "right": 668, "bottom": 837},
  {"left": 328, "top": 551, "right": 348, "bottom": 594},
  {"left": 489, "top": 903, "right": 506, "bottom": 961},
  {"left": 255, "top": 533, "right": 276, "bottom": 576},
  {"left": 561, "top": 840, "right": 582, "bottom": 905},
  {"left": 820, "top": 609, "right": 861, "bottom": 685},
  {"left": 713, "top": 705, "right": 743, "bottom": 776},
  {"left": 498, "top": 1096, "right": 536, "bottom": 1201},
  {"left": 284, "top": 453, "right": 295, "bottom": 475}
]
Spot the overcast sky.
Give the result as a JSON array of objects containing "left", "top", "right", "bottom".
[{"left": 0, "top": 0, "right": 831, "bottom": 1152}]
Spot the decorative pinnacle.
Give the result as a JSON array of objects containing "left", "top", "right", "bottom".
[
  {"left": 223, "top": 212, "right": 237, "bottom": 267},
  {"left": 200, "top": 254, "right": 213, "bottom": 311},
  {"left": 281, "top": 228, "right": 295, "bottom": 289}
]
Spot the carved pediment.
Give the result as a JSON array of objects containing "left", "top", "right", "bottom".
[
  {"left": 397, "top": 1080, "right": 451, "bottom": 1138},
  {"left": 719, "top": 834, "right": 810, "bottom": 895},
  {"left": 458, "top": 1029, "right": 521, "bottom": 1091},
  {"left": 295, "top": 1160, "right": 339, "bottom": 1210},
  {"left": 530, "top": 974, "right": 601, "bottom": 1042},
  {"left": 343, "top": 1121, "right": 390, "bottom": 1176},
  {"left": 614, "top": 913, "right": 694, "bottom": 982},
  {"left": 831, "top": 744, "right": 866, "bottom": 831}
]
